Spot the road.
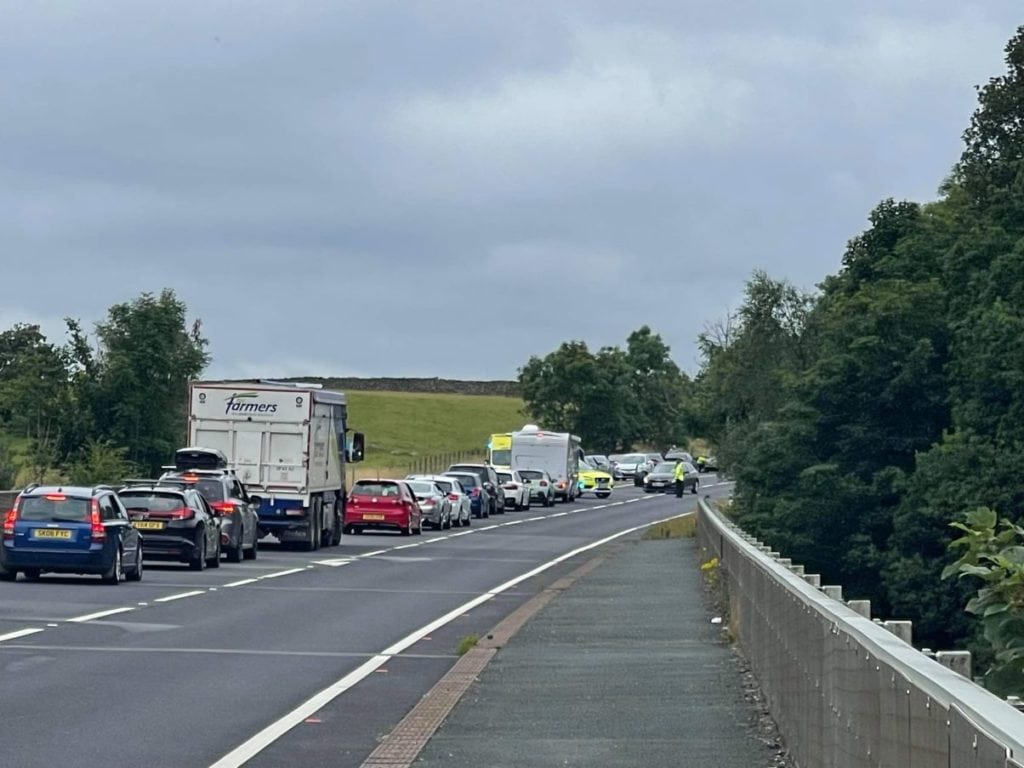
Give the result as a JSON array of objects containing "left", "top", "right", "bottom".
[{"left": 0, "top": 478, "right": 732, "bottom": 767}]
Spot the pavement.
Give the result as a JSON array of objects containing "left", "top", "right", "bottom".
[{"left": 415, "top": 531, "right": 779, "bottom": 767}]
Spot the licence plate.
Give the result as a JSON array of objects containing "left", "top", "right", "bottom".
[
  {"left": 133, "top": 521, "right": 165, "bottom": 530},
  {"left": 362, "top": 514, "right": 385, "bottom": 521},
  {"left": 33, "top": 528, "right": 73, "bottom": 539}
]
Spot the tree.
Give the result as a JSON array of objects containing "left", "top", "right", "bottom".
[{"left": 90, "top": 290, "right": 209, "bottom": 472}]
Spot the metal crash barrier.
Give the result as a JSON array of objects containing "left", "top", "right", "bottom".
[{"left": 696, "top": 498, "right": 1024, "bottom": 768}]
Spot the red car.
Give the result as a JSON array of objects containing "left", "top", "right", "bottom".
[{"left": 344, "top": 480, "right": 423, "bottom": 536}]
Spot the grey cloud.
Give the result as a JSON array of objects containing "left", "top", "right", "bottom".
[{"left": 1, "top": 2, "right": 1021, "bottom": 380}]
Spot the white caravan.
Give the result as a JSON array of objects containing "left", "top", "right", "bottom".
[{"left": 509, "top": 425, "right": 583, "bottom": 503}]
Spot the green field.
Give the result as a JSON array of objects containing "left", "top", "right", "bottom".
[{"left": 345, "top": 390, "right": 526, "bottom": 472}]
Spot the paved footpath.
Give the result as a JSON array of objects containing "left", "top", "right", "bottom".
[{"left": 415, "top": 533, "right": 779, "bottom": 768}]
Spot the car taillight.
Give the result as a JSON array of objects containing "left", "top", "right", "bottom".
[
  {"left": 90, "top": 499, "right": 106, "bottom": 543},
  {"left": 2, "top": 507, "right": 16, "bottom": 541},
  {"left": 503, "top": 483, "right": 518, "bottom": 490},
  {"left": 470, "top": 488, "right": 481, "bottom": 497},
  {"left": 210, "top": 502, "right": 236, "bottom": 515},
  {"left": 420, "top": 498, "right": 435, "bottom": 507},
  {"left": 556, "top": 481, "right": 566, "bottom": 489},
  {"left": 447, "top": 493, "right": 459, "bottom": 501}
]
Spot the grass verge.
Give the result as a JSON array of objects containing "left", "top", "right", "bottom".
[{"left": 642, "top": 516, "right": 697, "bottom": 540}]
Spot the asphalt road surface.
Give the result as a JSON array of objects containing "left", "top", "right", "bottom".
[{"left": 0, "top": 477, "right": 732, "bottom": 768}]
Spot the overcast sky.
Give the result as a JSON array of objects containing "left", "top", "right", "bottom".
[{"left": 2, "top": 2, "right": 1020, "bottom": 380}]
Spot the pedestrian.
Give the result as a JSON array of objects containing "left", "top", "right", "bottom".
[{"left": 673, "top": 459, "right": 685, "bottom": 498}]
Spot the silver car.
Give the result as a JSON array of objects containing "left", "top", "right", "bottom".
[
  {"left": 610, "top": 453, "right": 654, "bottom": 485},
  {"left": 407, "top": 474, "right": 471, "bottom": 527},
  {"left": 405, "top": 480, "right": 452, "bottom": 530}
]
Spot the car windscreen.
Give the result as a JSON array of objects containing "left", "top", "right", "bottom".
[
  {"left": 623, "top": 454, "right": 647, "bottom": 463},
  {"left": 18, "top": 495, "right": 91, "bottom": 522},
  {"left": 407, "top": 481, "right": 436, "bottom": 495},
  {"left": 497, "top": 473, "right": 513, "bottom": 483},
  {"left": 490, "top": 450, "right": 511, "bottom": 466},
  {"left": 119, "top": 493, "right": 187, "bottom": 512},
  {"left": 519, "top": 470, "right": 544, "bottom": 480},
  {"left": 352, "top": 482, "right": 402, "bottom": 497},
  {"left": 431, "top": 480, "right": 454, "bottom": 494}
]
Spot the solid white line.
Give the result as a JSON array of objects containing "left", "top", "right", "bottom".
[
  {"left": 67, "top": 607, "right": 136, "bottom": 623},
  {"left": 223, "top": 578, "right": 259, "bottom": 587},
  {"left": 259, "top": 568, "right": 306, "bottom": 580},
  {"left": 154, "top": 590, "right": 206, "bottom": 603},
  {"left": 208, "top": 655, "right": 390, "bottom": 768},
  {"left": 549, "top": 511, "right": 568, "bottom": 518},
  {"left": 477, "top": 525, "right": 499, "bottom": 531},
  {"left": 0, "top": 628, "right": 44, "bottom": 643},
  {"left": 446, "top": 531, "right": 473, "bottom": 538},
  {"left": 208, "top": 508, "right": 695, "bottom": 768},
  {"left": 526, "top": 516, "right": 545, "bottom": 522},
  {"left": 503, "top": 520, "right": 525, "bottom": 526},
  {"left": 358, "top": 550, "right": 387, "bottom": 558}
]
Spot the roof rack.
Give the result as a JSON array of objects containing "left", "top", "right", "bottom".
[
  {"left": 23, "top": 483, "right": 40, "bottom": 493},
  {"left": 120, "top": 478, "right": 178, "bottom": 488}
]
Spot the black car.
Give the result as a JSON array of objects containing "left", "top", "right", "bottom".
[
  {"left": 158, "top": 469, "right": 259, "bottom": 563},
  {"left": 117, "top": 485, "right": 222, "bottom": 570},
  {"left": 446, "top": 463, "right": 502, "bottom": 516},
  {"left": 0, "top": 484, "right": 143, "bottom": 584}
]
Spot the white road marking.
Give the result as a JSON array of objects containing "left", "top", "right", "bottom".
[
  {"left": 0, "top": 628, "right": 45, "bottom": 643},
  {"left": 358, "top": 550, "right": 388, "bottom": 558},
  {"left": 445, "top": 531, "right": 473, "bottom": 538},
  {"left": 477, "top": 525, "right": 499, "bottom": 531},
  {"left": 259, "top": 568, "right": 306, "bottom": 580},
  {"left": 526, "top": 516, "right": 545, "bottom": 522},
  {"left": 67, "top": 607, "right": 136, "bottom": 623},
  {"left": 312, "top": 559, "right": 355, "bottom": 568},
  {"left": 223, "top": 578, "right": 259, "bottom": 587},
  {"left": 154, "top": 590, "right": 207, "bottom": 603},
  {"left": 208, "top": 508, "right": 696, "bottom": 768},
  {"left": 502, "top": 520, "right": 525, "bottom": 526},
  {"left": 549, "top": 511, "right": 568, "bottom": 518}
]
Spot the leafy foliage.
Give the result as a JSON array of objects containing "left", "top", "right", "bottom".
[
  {"left": 687, "top": 26, "right": 1024, "bottom": 671},
  {"left": 944, "top": 508, "right": 1024, "bottom": 695},
  {"left": 518, "top": 326, "right": 688, "bottom": 453},
  {"left": 0, "top": 289, "right": 208, "bottom": 483}
]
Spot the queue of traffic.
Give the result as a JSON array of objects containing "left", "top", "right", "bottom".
[{"left": 0, "top": 383, "right": 711, "bottom": 584}]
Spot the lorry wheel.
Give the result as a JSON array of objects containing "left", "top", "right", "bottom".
[
  {"left": 303, "top": 512, "right": 320, "bottom": 552},
  {"left": 330, "top": 514, "right": 343, "bottom": 546}
]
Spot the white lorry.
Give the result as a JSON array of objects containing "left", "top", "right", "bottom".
[
  {"left": 509, "top": 425, "right": 583, "bottom": 503},
  {"left": 187, "top": 380, "right": 364, "bottom": 550}
]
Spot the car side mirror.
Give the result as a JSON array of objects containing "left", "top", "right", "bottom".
[
  {"left": 348, "top": 432, "right": 366, "bottom": 463},
  {"left": 249, "top": 495, "right": 263, "bottom": 506}
]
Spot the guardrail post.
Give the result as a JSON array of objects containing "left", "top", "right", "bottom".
[
  {"left": 935, "top": 651, "right": 972, "bottom": 680},
  {"left": 803, "top": 573, "right": 821, "bottom": 587},
  {"left": 882, "top": 621, "right": 913, "bottom": 645},
  {"left": 847, "top": 600, "right": 871, "bottom": 618},
  {"left": 822, "top": 585, "right": 843, "bottom": 601}
]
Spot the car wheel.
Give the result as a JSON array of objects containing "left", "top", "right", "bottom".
[
  {"left": 596, "top": 492, "right": 610, "bottom": 499},
  {"left": 23, "top": 568, "right": 41, "bottom": 581},
  {"left": 127, "top": 546, "right": 144, "bottom": 582},
  {"left": 190, "top": 532, "right": 207, "bottom": 571},
  {"left": 244, "top": 537, "right": 259, "bottom": 560},
  {"left": 415, "top": 517, "right": 423, "bottom": 535},
  {"left": 0, "top": 569, "right": 16, "bottom": 582},
  {"left": 691, "top": 480, "right": 699, "bottom": 495},
  {"left": 444, "top": 513, "right": 452, "bottom": 530},
  {"left": 102, "top": 547, "right": 123, "bottom": 585},
  {"left": 400, "top": 523, "right": 411, "bottom": 536}
]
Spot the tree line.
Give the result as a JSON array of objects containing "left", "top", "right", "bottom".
[
  {"left": 0, "top": 290, "right": 208, "bottom": 487},
  {"left": 519, "top": 27, "right": 1024, "bottom": 691}
]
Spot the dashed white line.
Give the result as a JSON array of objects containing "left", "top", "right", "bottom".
[
  {"left": 526, "top": 516, "right": 545, "bottom": 522},
  {"left": 259, "top": 568, "right": 306, "bottom": 580},
  {"left": 223, "top": 578, "right": 258, "bottom": 587},
  {"left": 549, "top": 511, "right": 568, "bottom": 518},
  {"left": 502, "top": 520, "right": 525, "bottom": 526},
  {"left": 446, "top": 531, "right": 473, "bottom": 538},
  {"left": 0, "top": 628, "right": 44, "bottom": 643},
  {"left": 358, "top": 550, "right": 388, "bottom": 558},
  {"left": 154, "top": 590, "right": 207, "bottom": 603},
  {"left": 477, "top": 525, "right": 499, "bottom": 531},
  {"left": 67, "top": 607, "right": 136, "bottom": 623}
]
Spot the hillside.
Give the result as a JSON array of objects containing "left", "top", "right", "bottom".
[{"left": 343, "top": 389, "right": 525, "bottom": 473}]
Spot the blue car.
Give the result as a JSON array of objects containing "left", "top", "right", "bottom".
[
  {"left": 0, "top": 485, "right": 144, "bottom": 584},
  {"left": 442, "top": 472, "right": 490, "bottom": 519}
]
